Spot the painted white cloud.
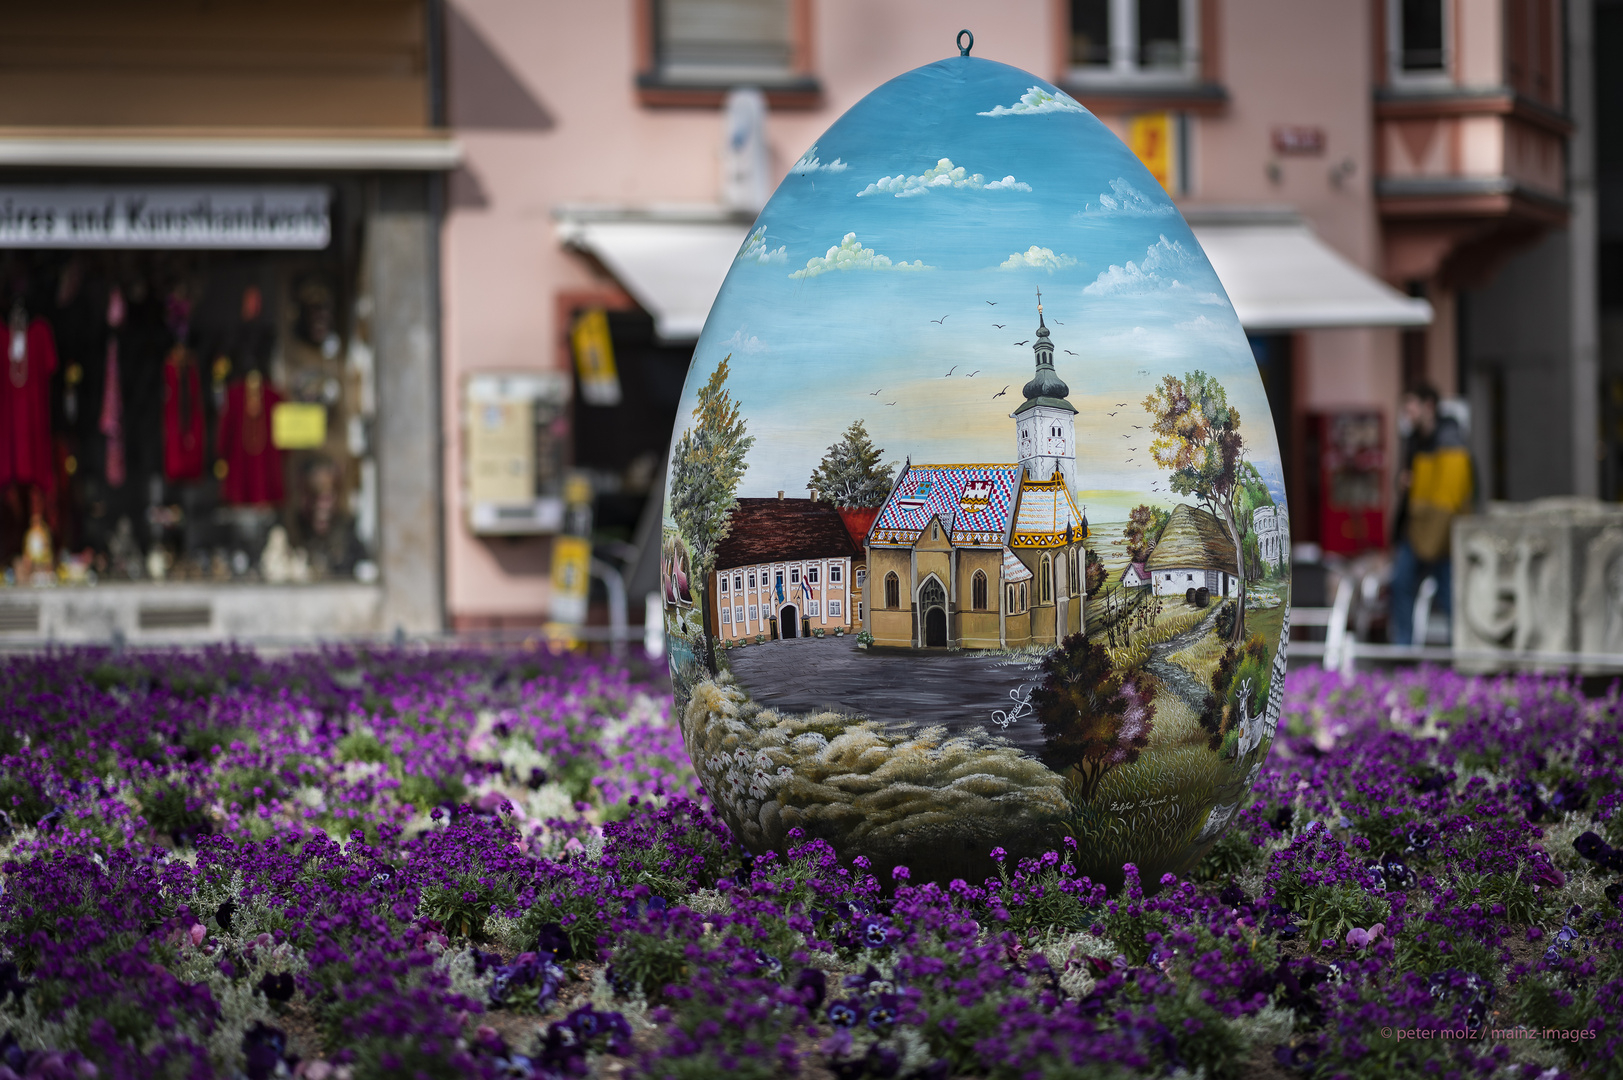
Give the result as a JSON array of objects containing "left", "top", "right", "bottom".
[
  {"left": 1082, "top": 235, "right": 1197, "bottom": 296},
  {"left": 857, "top": 158, "right": 1030, "bottom": 198},
  {"left": 1083, "top": 177, "right": 1177, "bottom": 216},
  {"left": 1173, "top": 314, "right": 1226, "bottom": 335},
  {"left": 999, "top": 246, "right": 1078, "bottom": 272},
  {"left": 984, "top": 175, "right": 1032, "bottom": 192},
  {"left": 792, "top": 145, "right": 848, "bottom": 174},
  {"left": 721, "top": 327, "right": 767, "bottom": 353},
  {"left": 736, "top": 225, "right": 786, "bottom": 265},
  {"left": 789, "top": 232, "right": 931, "bottom": 279},
  {"left": 978, "top": 85, "right": 1087, "bottom": 117}
]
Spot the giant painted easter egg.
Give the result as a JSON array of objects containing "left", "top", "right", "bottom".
[{"left": 662, "top": 42, "right": 1290, "bottom": 888}]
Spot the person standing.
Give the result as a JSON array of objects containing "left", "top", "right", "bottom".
[{"left": 1389, "top": 385, "right": 1473, "bottom": 645}]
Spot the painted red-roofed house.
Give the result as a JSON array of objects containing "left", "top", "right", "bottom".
[{"left": 710, "top": 496, "right": 861, "bottom": 641}]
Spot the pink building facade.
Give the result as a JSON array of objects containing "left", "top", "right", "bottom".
[{"left": 441, "top": 0, "right": 1587, "bottom": 628}]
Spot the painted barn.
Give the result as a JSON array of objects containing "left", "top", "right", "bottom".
[
  {"left": 1143, "top": 504, "right": 1241, "bottom": 599},
  {"left": 710, "top": 496, "right": 861, "bottom": 641}
]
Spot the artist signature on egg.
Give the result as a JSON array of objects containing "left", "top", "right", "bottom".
[{"left": 1109, "top": 795, "right": 1178, "bottom": 812}]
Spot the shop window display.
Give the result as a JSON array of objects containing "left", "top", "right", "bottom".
[{"left": 0, "top": 250, "right": 377, "bottom": 588}]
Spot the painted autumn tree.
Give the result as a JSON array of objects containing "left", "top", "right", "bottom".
[
  {"left": 1123, "top": 504, "right": 1171, "bottom": 564},
  {"left": 669, "top": 355, "right": 753, "bottom": 674},
  {"left": 1034, "top": 632, "right": 1155, "bottom": 803},
  {"left": 807, "top": 419, "right": 895, "bottom": 507},
  {"left": 1143, "top": 371, "right": 1249, "bottom": 642}
]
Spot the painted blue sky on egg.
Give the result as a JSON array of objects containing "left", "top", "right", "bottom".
[{"left": 672, "top": 55, "right": 1285, "bottom": 520}]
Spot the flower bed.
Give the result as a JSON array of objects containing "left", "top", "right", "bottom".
[{"left": 0, "top": 649, "right": 1620, "bottom": 1080}]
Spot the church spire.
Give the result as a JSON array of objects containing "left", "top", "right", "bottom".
[{"left": 1016, "top": 287, "right": 1074, "bottom": 416}]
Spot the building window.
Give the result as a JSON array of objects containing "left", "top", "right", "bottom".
[
  {"left": 972, "top": 570, "right": 988, "bottom": 610},
  {"left": 748, "top": 572, "right": 756, "bottom": 588},
  {"left": 1187, "top": 573, "right": 1194, "bottom": 581},
  {"left": 735, "top": 606, "right": 745, "bottom": 623},
  {"left": 932, "top": 522, "right": 939, "bottom": 540},
  {"left": 1040, "top": 557, "right": 1053, "bottom": 603},
  {"left": 734, "top": 574, "right": 743, "bottom": 590},
  {"left": 653, "top": 0, "right": 790, "bottom": 83},
  {"left": 749, "top": 605, "right": 758, "bottom": 619},
  {"left": 808, "top": 566, "right": 819, "bottom": 583},
  {"left": 721, "top": 607, "right": 731, "bottom": 623},
  {"left": 720, "top": 576, "right": 729, "bottom": 594},
  {"left": 830, "top": 563, "right": 842, "bottom": 583},
  {"left": 830, "top": 599, "right": 842, "bottom": 616},
  {"left": 808, "top": 600, "right": 820, "bottom": 616},
  {"left": 1020, "top": 583, "right": 1028, "bottom": 611},
  {"left": 1007, "top": 585, "right": 1016, "bottom": 611},
  {"left": 857, "top": 601, "right": 863, "bottom": 621},
  {"left": 1068, "top": 0, "right": 1199, "bottom": 82},
  {"left": 790, "top": 567, "right": 800, "bottom": 584},
  {"left": 1396, "top": 0, "right": 1445, "bottom": 73},
  {"left": 855, "top": 568, "right": 867, "bottom": 588},
  {"left": 885, "top": 572, "right": 900, "bottom": 608}
]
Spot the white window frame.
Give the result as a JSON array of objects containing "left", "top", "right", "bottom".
[
  {"left": 830, "top": 599, "right": 842, "bottom": 617},
  {"left": 1067, "top": 0, "right": 1202, "bottom": 87},
  {"left": 748, "top": 572, "right": 756, "bottom": 588},
  {"left": 790, "top": 567, "right": 800, "bottom": 584},
  {"left": 719, "top": 576, "right": 729, "bottom": 594},
  {"left": 1387, "top": 0, "right": 1452, "bottom": 88},
  {"left": 830, "top": 563, "right": 842, "bottom": 583},
  {"left": 855, "top": 568, "right": 867, "bottom": 588},
  {"left": 808, "top": 565, "right": 819, "bottom": 583},
  {"left": 721, "top": 607, "right": 731, "bottom": 623},
  {"left": 808, "top": 600, "right": 820, "bottom": 617},
  {"left": 748, "top": 604, "right": 759, "bottom": 620}
]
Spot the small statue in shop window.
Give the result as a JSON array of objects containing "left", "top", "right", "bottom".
[
  {"left": 18, "top": 490, "right": 53, "bottom": 585},
  {"left": 107, "top": 516, "right": 144, "bottom": 580},
  {"left": 259, "top": 525, "right": 310, "bottom": 585}
]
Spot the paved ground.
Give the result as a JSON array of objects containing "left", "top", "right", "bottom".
[{"left": 724, "top": 636, "right": 1050, "bottom": 752}]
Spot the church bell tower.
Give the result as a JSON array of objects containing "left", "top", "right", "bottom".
[{"left": 1012, "top": 289, "right": 1078, "bottom": 491}]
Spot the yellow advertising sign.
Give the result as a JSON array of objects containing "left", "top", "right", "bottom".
[
  {"left": 550, "top": 534, "right": 592, "bottom": 625},
  {"left": 1128, "top": 113, "right": 1175, "bottom": 193},
  {"left": 570, "top": 308, "right": 622, "bottom": 407},
  {"left": 270, "top": 402, "right": 327, "bottom": 449}
]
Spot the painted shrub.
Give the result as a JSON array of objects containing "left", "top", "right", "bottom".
[{"left": 663, "top": 49, "right": 1290, "bottom": 887}]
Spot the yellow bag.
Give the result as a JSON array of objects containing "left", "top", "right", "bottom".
[{"left": 1406, "top": 445, "right": 1472, "bottom": 560}]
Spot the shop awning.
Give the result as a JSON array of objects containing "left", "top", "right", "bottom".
[
  {"left": 1186, "top": 207, "right": 1432, "bottom": 330},
  {"left": 555, "top": 206, "right": 752, "bottom": 340},
  {"left": 555, "top": 204, "right": 1433, "bottom": 340},
  {"left": 0, "top": 134, "right": 463, "bottom": 171}
]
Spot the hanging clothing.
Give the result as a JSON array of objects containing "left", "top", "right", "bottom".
[
  {"left": 0, "top": 316, "right": 58, "bottom": 494},
  {"left": 218, "top": 373, "right": 283, "bottom": 505},
  {"left": 162, "top": 348, "right": 206, "bottom": 481},
  {"left": 101, "top": 291, "right": 126, "bottom": 488}
]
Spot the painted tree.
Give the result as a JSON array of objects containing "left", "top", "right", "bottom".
[
  {"left": 1033, "top": 632, "right": 1155, "bottom": 804},
  {"left": 807, "top": 420, "right": 895, "bottom": 507},
  {"left": 1143, "top": 371, "right": 1249, "bottom": 642},
  {"left": 669, "top": 355, "right": 754, "bottom": 674},
  {"left": 1122, "top": 504, "right": 1171, "bottom": 564}
]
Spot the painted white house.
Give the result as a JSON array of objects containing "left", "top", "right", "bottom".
[
  {"left": 1144, "top": 504, "right": 1241, "bottom": 600},
  {"left": 1121, "top": 561, "right": 1150, "bottom": 589}
]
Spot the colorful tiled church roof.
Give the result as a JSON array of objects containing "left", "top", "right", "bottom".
[
  {"left": 713, "top": 498, "right": 861, "bottom": 572},
  {"left": 868, "top": 464, "right": 1023, "bottom": 545},
  {"left": 1001, "top": 547, "right": 1033, "bottom": 583},
  {"left": 1010, "top": 475, "right": 1086, "bottom": 548}
]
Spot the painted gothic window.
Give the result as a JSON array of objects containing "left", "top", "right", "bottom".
[
  {"left": 1040, "top": 557, "right": 1052, "bottom": 603},
  {"left": 885, "top": 572, "right": 900, "bottom": 608},
  {"left": 972, "top": 570, "right": 987, "bottom": 610}
]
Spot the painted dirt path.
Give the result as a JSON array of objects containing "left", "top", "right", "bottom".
[
  {"left": 1144, "top": 606, "right": 1221, "bottom": 711},
  {"left": 724, "top": 636, "right": 1050, "bottom": 752}
]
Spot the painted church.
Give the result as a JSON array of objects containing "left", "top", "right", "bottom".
[{"left": 865, "top": 301, "right": 1089, "bottom": 649}]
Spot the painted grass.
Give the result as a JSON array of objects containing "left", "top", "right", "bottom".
[{"left": 1059, "top": 741, "right": 1232, "bottom": 885}]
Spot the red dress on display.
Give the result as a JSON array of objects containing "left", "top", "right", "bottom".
[
  {"left": 0, "top": 317, "right": 58, "bottom": 495},
  {"left": 162, "top": 349, "right": 206, "bottom": 481},
  {"left": 218, "top": 373, "right": 283, "bottom": 505}
]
